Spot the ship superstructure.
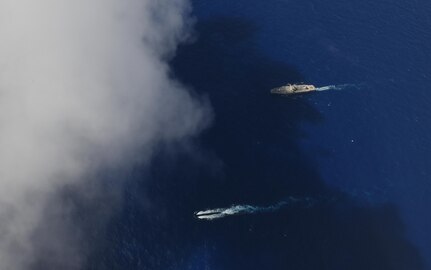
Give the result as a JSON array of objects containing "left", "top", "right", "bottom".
[{"left": 270, "top": 84, "right": 316, "bottom": 95}]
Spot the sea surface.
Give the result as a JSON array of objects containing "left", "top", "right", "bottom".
[{"left": 89, "top": 1, "right": 431, "bottom": 269}]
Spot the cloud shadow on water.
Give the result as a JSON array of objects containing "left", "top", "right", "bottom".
[{"left": 88, "top": 17, "right": 424, "bottom": 270}]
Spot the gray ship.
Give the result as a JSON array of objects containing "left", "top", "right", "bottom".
[{"left": 270, "top": 84, "right": 316, "bottom": 95}]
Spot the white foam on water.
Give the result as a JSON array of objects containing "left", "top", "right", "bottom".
[
  {"left": 315, "top": 84, "right": 359, "bottom": 91},
  {"left": 195, "top": 197, "right": 314, "bottom": 220}
]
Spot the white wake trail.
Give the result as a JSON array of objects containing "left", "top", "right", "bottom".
[
  {"left": 195, "top": 197, "right": 313, "bottom": 220},
  {"left": 315, "top": 84, "right": 359, "bottom": 91}
]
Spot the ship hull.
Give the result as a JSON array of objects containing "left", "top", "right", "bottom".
[{"left": 271, "top": 84, "right": 316, "bottom": 95}]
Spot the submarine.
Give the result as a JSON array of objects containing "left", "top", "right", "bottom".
[{"left": 270, "top": 84, "right": 316, "bottom": 95}]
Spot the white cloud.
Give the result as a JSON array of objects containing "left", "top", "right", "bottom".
[{"left": 0, "top": 1, "right": 208, "bottom": 269}]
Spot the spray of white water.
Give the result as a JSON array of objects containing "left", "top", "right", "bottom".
[
  {"left": 195, "top": 197, "right": 314, "bottom": 220},
  {"left": 0, "top": 1, "right": 209, "bottom": 269},
  {"left": 315, "top": 84, "right": 360, "bottom": 91}
]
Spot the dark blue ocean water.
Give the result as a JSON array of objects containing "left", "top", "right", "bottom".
[{"left": 89, "top": 1, "right": 431, "bottom": 269}]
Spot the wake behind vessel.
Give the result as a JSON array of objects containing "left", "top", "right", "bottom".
[{"left": 270, "top": 84, "right": 316, "bottom": 95}]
